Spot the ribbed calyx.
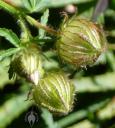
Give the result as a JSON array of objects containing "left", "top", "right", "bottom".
[
  {"left": 56, "top": 17, "right": 107, "bottom": 68},
  {"left": 9, "top": 44, "right": 44, "bottom": 85},
  {"left": 33, "top": 72, "right": 75, "bottom": 115}
]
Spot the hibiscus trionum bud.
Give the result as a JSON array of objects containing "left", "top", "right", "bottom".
[
  {"left": 9, "top": 44, "right": 44, "bottom": 85},
  {"left": 56, "top": 17, "right": 107, "bottom": 68},
  {"left": 33, "top": 71, "right": 75, "bottom": 115}
]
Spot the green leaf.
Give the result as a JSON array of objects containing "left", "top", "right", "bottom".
[
  {"left": 67, "top": 120, "right": 96, "bottom": 128},
  {"left": 22, "top": 0, "right": 40, "bottom": 12},
  {"left": 0, "top": 28, "right": 20, "bottom": 47},
  {"left": 73, "top": 72, "right": 115, "bottom": 93},
  {"left": 0, "top": 48, "right": 20, "bottom": 61},
  {"left": 20, "top": 0, "right": 93, "bottom": 13},
  {"left": 45, "top": 0, "right": 93, "bottom": 7},
  {"left": 36, "top": 0, "right": 93, "bottom": 12},
  {"left": 97, "top": 99, "right": 115, "bottom": 121},
  {"left": 106, "top": 51, "right": 115, "bottom": 71},
  {"left": 29, "top": 0, "right": 39, "bottom": 9},
  {"left": 0, "top": 93, "right": 32, "bottom": 128},
  {"left": 22, "top": 0, "right": 32, "bottom": 11},
  {"left": 57, "top": 99, "right": 109, "bottom": 128},
  {"left": 0, "top": 58, "right": 14, "bottom": 89},
  {"left": 39, "top": 9, "right": 49, "bottom": 38},
  {"left": 41, "top": 108, "right": 58, "bottom": 128}
]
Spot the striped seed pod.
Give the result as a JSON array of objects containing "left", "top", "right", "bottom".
[
  {"left": 33, "top": 72, "right": 75, "bottom": 115},
  {"left": 9, "top": 44, "right": 44, "bottom": 85},
  {"left": 56, "top": 17, "right": 107, "bottom": 68}
]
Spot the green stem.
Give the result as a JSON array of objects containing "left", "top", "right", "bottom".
[
  {"left": 0, "top": 1, "right": 31, "bottom": 43},
  {"left": 0, "top": 0, "right": 19, "bottom": 15},
  {"left": 26, "top": 15, "right": 59, "bottom": 36}
]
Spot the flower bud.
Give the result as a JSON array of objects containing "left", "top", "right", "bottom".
[
  {"left": 33, "top": 72, "right": 75, "bottom": 115},
  {"left": 9, "top": 44, "right": 44, "bottom": 85},
  {"left": 56, "top": 17, "right": 107, "bottom": 68}
]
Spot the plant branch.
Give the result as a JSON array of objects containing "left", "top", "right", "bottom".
[
  {"left": 26, "top": 15, "right": 59, "bottom": 36},
  {"left": 0, "top": 0, "right": 19, "bottom": 15}
]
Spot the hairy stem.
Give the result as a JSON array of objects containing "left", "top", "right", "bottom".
[
  {"left": 0, "top": 0, "right": 19, "bottom": 15},
  {"left": 26, "top": 15, "right": 59, "bottom": 36}
]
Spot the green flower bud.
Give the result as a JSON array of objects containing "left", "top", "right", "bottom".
[
  {"left": 9, "top": 44, "right": 44, "bottom": 85},
  {"left": 33, "top": 72, "right": 75, "bottom": 115},
  {"left": 56, "top": 17, "right": 107, "bottom": 68}
]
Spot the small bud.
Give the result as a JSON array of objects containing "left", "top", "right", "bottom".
[
  {"left": 33, "top": 72, "right": 75, "bottom": 115},
  {"left": 9, "top": 44, "right": 44, "bottom": 85},
  {"left": 64, "top": 4, "right": 77, "bottom": 14},
  {"left": 56, "top": 17, "right": 107, "bottom": 68}
]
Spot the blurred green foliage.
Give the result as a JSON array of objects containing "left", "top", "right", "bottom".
[{"left": 0, "top": 0, "right": 115, "bottom": 128}]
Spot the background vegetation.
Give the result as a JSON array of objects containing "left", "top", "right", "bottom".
[{"left": 0, "top": 0, "right": 115, "bottom": 128}]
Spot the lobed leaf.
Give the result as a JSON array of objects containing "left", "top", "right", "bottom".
[
  {"left": 0, "top": 28, "right": 20, "bottom": 47},
  {"left": 0, "top": 93, "right": 32, "bottom": 128},
  {"left": 41, "top": 108, "right": 58, "bottom": 128},
  {"left": 34, "top": 0, "right": 93, "bottom": 12},
  {"left": 17, "top": 0, "right": 93, "bottom": 13},
  {"left": 73, "top": 72, "right": 115, "bottom": 93},
  {"left": 57, "top": 99, "right": 109, "bottom": 128},
  {"left": 0, "top": 48, "right": 20, "bottom": 61}
]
